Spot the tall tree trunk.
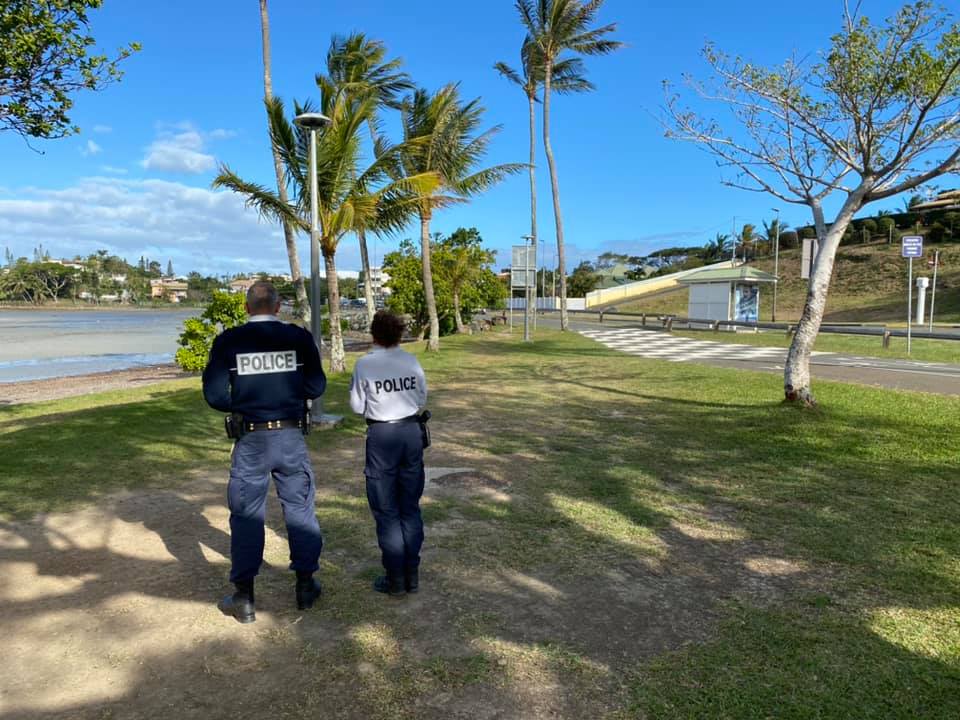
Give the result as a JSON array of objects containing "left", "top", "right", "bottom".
[
  {"left": 453, "top": 288, "right": 465, "bottom": 332},
  {"left": 526, "top": 91, "right": 538, "bottom": 335},
  {"left": 259, "top": 0, "right": 309, "bottom": 322},
  {"left": 541, "top": 59, "right": 568, "bottom": 330},
  {"left": 420, "top": 211, "right": 440, "bottom": 351},
  {"left": 323, "top": 248, "right": 346, "bottom": 373},
  {"left": 784, "top": 191, "right": 866, "bottom": 405},
  {"left": 358, "top": 228, "right": 376, "bottom": 328}
]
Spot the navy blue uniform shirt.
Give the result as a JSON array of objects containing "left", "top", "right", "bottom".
[{"left": 202, "top": 315, "right": 326, "bottom": 422}]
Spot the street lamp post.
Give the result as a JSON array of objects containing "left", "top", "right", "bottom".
[
  {"left": 521, "top": 234, "right": 534, "bottom": 342},
  {"left": 294, "top": 112, "right": 332, "bottom": 425},
  {"left": 772, "top": 207, "right": 781, "bottom": 322},
  {"left": 538, "top": 235, "right": 545, "bottom": 324},
  {"left": 293, "top": 112, "right": 331, "bottom": 350}
]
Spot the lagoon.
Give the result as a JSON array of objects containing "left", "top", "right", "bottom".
[{"left": 0, "top": 308, "right": 195, "bottom": 384}]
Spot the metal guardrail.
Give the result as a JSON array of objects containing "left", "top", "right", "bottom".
[{"left": 542, "top": 308, "right": 960, "bottom": 345}]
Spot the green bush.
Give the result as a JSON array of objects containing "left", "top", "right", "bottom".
[
  {"left": 927, "top": 222, "right": 949, "bottom": 243},
  {"left": 175, "top": 292, "right": 247, "bottom": 372},
  {"left": 321, "top": 316, "right": 350, "bottom": 335}
]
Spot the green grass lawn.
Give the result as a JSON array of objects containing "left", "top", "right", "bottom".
[
  {"left": 2, "top": 330, "right": 958, "bottom": 718},
  {"left": 671, "top": 328, "right": 960, "bottom": 364}
]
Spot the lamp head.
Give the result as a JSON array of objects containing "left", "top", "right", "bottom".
[{"left": 294, "top": 112, "right": 332, "bottom": 130}]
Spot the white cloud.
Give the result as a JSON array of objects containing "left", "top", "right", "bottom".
[
  {"left": 140, "top": 122, "right": 238, "bottom": 175},
  {"left": 81, "top": 140, "right": 102, "bottom": 157},
  {"left": 0, "top": 177, "right": 366, "bottom": 276},
  {"left": 99, "top": 165, "right": 128, "bottom": 175},
  {"left": 92, "top": 124, "right": 112, "bottom": 134}
]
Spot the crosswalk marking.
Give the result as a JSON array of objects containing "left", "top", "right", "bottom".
[
  {"left": 580, "top": 328, "right": 960, "bottom": 375},
  {"left": 580, "top": 328, "right": 806, "bottom": 364}
]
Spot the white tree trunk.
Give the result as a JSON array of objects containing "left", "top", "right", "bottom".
[
  {"left": 358, "top": 228, "right": 376, "bottom": 329},
  {"left": 453, "top": 288, "right": 465, "bottom": 333},
  {"left": 420, "top": 212, "right": 441, "bottom": 351},
  {"left": 323, "top": 250, "right": 346, "bottom": 373},
  {"left": 541, "top": 60, "right": 568, "bottom": 331},
  {"left": 259, "top": 0, "right": 309, "bottom": 321},
  {"left": 784, "top": 192, "right": 866, "bottom": 404}
]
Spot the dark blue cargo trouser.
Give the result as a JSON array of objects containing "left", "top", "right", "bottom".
[
  {"left": 364, "top": 421, "right": 425, "bottom": 576},
  {"left": 228, "top": 428, "right": 323, "bottom": 583}
]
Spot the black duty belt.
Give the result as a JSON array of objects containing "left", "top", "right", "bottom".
[
  {"left": 244, "top": 418, "right": 304, "bottom": 432},
  {"left": 366, "top": 414, "right": 420, "bottom": 427}
]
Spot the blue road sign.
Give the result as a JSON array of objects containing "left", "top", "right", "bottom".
[{"left": 902, "top": 235, "right": 923, "bottom": 258}]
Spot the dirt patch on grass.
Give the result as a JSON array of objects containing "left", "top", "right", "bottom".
[{"left": 0, "top": 462, "right": 838, "bottom": 719}]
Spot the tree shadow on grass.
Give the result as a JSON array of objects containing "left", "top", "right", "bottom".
[{"left": 2, "top": 336, "right": 959, "bottom": 718}]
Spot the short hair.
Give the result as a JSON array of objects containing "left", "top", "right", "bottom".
[
  {"left": 370, "top": 310, "right": 404, "bottom": 347},
  {"left": 246, "top": 281, "right": 279, "bottom": 314}
]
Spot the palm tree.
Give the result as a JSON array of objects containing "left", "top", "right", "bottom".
[
  {"left": 214, "top": 94, "right": 435, "bottom": 372},
  {"left": 761, "top": 217, "right": 789, "bottom": 258},
  {"left": 517, "top": 0, "right": 622, "bottom": 330},
  {"left": 494, "top": 37, "right": 591, "bottom": 332},
  {"left": 397, "top": 84, "right": 524, "bottom": 351},
  {"left": 703, "top": 233, "right": 730, "bottom": 261},
  {"left": 320, "top": 33, "right": 413, "bottom": 327},
  {"left": 258, "top": 0, "right": 309, "bottom": 320}
]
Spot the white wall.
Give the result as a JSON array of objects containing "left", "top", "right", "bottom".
[
  {"left": 507, "top": 297, "right": 585, "bottom": 311},
  {"left": 688, "top": 282, "right": 731, "bottom": 321}
]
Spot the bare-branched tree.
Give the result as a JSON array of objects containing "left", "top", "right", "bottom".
[{"left": 665, "top": 1, "right": 960, "bottom": 404}]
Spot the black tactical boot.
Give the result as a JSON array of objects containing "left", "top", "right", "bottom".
[
  {"left": 218, "top": 579, "right": 255, "bottom": 624},
  {"left": 295, "top": 572, "right": 322, "bottom": 610},
  {"left": 373, "top": 573, "right": 405, "bottom": 596},
  {"left": 404, "top": 567, "right": 419, "bottom": 594}
]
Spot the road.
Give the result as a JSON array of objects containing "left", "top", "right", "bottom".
[{"left": 532, "top": 314, "right": 960, "bottom": 396}]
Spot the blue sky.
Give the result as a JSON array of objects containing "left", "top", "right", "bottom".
[{"left": 0, "top": 0, "right": 920, "bottom": 275}]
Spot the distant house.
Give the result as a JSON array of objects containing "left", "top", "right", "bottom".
[
  {"left": 150, "top": 278, "right": 189, "bottom": 302},
  {"left": 594, "top": 262, "right": 634, "bottom": 289},
  {"left": 229, "top": 278, "right": 257, "bottom": 295},
  {"left": 913, "top": 189, "right": 960, "bottom": 213},
  {"left": 358, "top": 267, "right": 392, "bottom": 301},
  {"left": 50, "top": 259, "right": 85, "bottom": 271}
]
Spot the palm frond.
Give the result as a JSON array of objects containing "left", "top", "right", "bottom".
[
  {"left": 451, "top": 163, "right": 526, "bottom": 197},
  {"left": 213, "top": 166, "right": 305, "bottom": 230},
  {"left": 494, "top": 61, "right": 524, "bottom": 88},
  {"left": 550, "top": 57, "right": 595, "bottom": 94}
]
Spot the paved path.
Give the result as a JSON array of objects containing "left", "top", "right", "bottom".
[{"left": 572, "top": 324, "right": 960, "bottom": 396}]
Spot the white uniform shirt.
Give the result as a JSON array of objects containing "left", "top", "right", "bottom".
[{"left": 349, "top": 346, "right": 427, "bottom": 421}]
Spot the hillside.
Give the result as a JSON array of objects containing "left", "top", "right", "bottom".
[{"left": 617, "top": 241, "right": 960, "bottom": 324}]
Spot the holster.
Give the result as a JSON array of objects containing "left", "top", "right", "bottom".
[
  {"left": 418, "top": 410, "right": 432, "bottom": 449},
  {"left": 302, "top": 406, "right": 312, "bottom": 436},
  {"left": 224, "top": 413, "right": 245, "bottom": 440}
]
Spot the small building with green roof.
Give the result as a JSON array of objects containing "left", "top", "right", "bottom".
[{"left": 678, "top": 265, "right": 778, "bottom": 322}]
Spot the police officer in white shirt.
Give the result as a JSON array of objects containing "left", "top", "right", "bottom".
[
  {"left": 202, "top": 281, "right": 326, "bottom": 622},
  {"left": 350, "top": 310, "right": 428, "bottom": 596}
]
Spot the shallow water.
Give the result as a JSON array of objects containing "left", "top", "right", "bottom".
[{"left": 0, "top": 309, "right": 195, "bottom": 383}]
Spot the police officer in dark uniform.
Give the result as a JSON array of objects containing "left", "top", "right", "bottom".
[
  {"left": 202, "top": 281, "right": 326, "bottom": 623},
  {"left": 350, "top": 310, "right": 429, "bottom": 596}
]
